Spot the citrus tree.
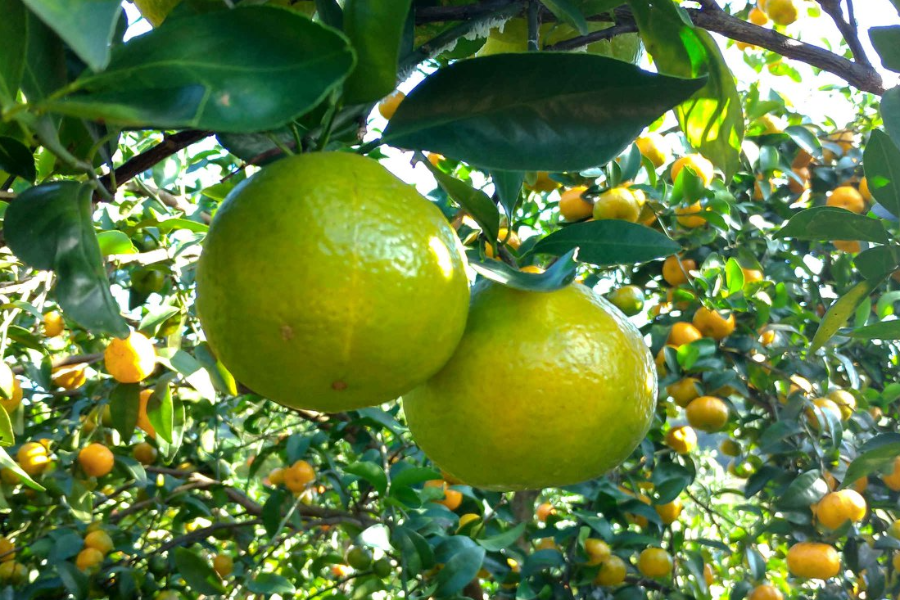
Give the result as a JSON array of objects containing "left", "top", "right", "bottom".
[{"left": 1, "top": 0, "right": 900, "bottom": 599}]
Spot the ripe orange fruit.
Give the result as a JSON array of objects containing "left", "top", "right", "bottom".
[
  {"left": 742, "top": 267, "right": 764, "bottom": 284},
  {"left": 703, "top": 563, "right": 714, "bottom": 586},
  {"left": 212, "top": 553, "right": 233, "bottom": 577},
  {"left": 815, "top": 489, "right": 866, "bottom": 529},
  {"left": 43, "top": 311, "right": 65, "bottom": 337},
  {"left": 789, "top": 166, "right": 810, "bottom": 194},
  {"left": 786, "top": 542, "right": 840, "bottom": 579},
  {"left": 884, "top": 457, "right": 900, "bottom": 491},
  {"left": 593, "top": 187, "right": 640, "bottom": 222},
  {"left": 595, "top": 555, "right": 627, "bottom": 585},
  {"left": 536, "top": 502, "right": 556, "bottom": 522},
  {"left": 105, "top": 331, "right": 157, "bottom": 383},
  {"left": 403, "top": 282, "right": 657, "bottom": 490},
  {"left": 519, "top": 265, "right": 543, "bottom": 274},
  {"left": 806, "top": 397, "right": 842, "bottom": 430},
  {"left": 827, "top": 389, "right": 856, "bottom": 420},
  {"left": 485, "top": 227, "right": 521, "bottom": 258},
  {"left": 137, "top": 389, "right": 157, "bottom": 437},
  {"left": 671, "top": 154, "right": 714, "bottom": 187},
  {"left": 0, "top": 364, "right": 23, "bottom": 414},
  {"left": 834, "top": 240, "right": 861, "bottom": 253},
  {"left": 655, "top": 498, "right": 683, "bottom": 524},
  {"left": 426, "top": 152, "right": 444, "bottom": 168},
  {"left": 79, "top": 443, "right": 115, "bottom": 478},
  {"left": 457, "top": 513, "right": 480, "bottom": 530},
  {"left": 692, "top": 307, "right": 736, "bottom": 340},
  {"left": 559, "top": 186, "right": 593, "bottom": 222},
  {"left": 859, "top": 176, "right": 872, "bottom": 201},
  {"left": 675, "top": 201, "right": 707, "bottom": 228},
  {"left": 748, "top": 584, "right": 783, "bottom": 600},
  {"left": 662, "top": 256, "right": 696, "bottom": 286},
  {"left": 51, "top": 364, "right": 87, "bottom": 391},
  {"left": 748, "top": 6, "right": 769, "bottom": 24},
  {"left": 636, "top": 133, "right": 669, "bottom": 168},
  {"left": 424, "top": 480, "right": 463, "bottom": 511},
  {"left": 267, "top": 467, "right": 285, "bottom": 486},
  {"left": 84, "top": 530, "right": 114, "bottom": 555},
  {"left": 665, "top": 425, "right": 697, "bottom": 454},
  {"left": 826, "top": 186, "right": 865, "bottom": 214},
  {"left": 0, "top": 561, "right": 25, "bottom": 583},
  {"left": 638, "top": 547, "right": 673, "bottom": 578},
  {"left": 196, "top": 153, "right": 469, "bottom": 412},
  {"left": 132, "top": 442, "right": 157, "bottom": 465},
  {"left": 75, "top": 547, "right": 104, "bottom": 572},
  {"left": 668, "top": 322, "right": 703, "bottom": 348},
  {"left": 17, "top": 442, "right": 49, "bottom": 476},
  {"left": 378, "top": 90, "right": 405, "bottom": 120},
  {"left": 667, "top": 377, "right": 701, "bottom": 408},
  {"left": 686, "top": 396, "right": 729, "bottom": 432},
  {"left": 526, "top": 172, "right": 560, "bottom": 193},
  {"left": 584, "top": 538, "right": 611, "bottom": 565},
  {"left": 284, "top": 460, "right": 316, "bottom": 493},
  {"left": 0, "top": 537, "right": 15, "bottom": 563}
]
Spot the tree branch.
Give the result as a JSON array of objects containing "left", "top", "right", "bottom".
[
  {"left": 544, "top": 22, "right": 639, "bottom": 51},
  {"left": 816, "top": 0, "right": 871, "bottom": 67}
]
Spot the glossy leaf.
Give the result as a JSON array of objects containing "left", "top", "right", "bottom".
[
  {"left": 477, "top": 523, "right": 526, "bottom": 551},
  {"left": 0, "top": 447, "right": 43, "bottom": 491},
  {"left": 776, "top": 470, "right": 826, "bottom": 508},
  {"left": 147, "top": 382, "right": 174, "bottom": 444},
  {"left": 0, "top": 404, "right": 13, "bottom": 447},
  {"left": 843, "top": 433, "right": 900, "bottom": 486},
  {"left": 848, "top": 320, "right": 900, "bottom": 340},
  {"left": 0, "top": 0, "right": 26, "bottom": 109},
  {"left": 785, "top": 125, "right": 822, "bottom": 158},
  {"left": 856, "top": 245, "right": 900, "bottom": 280},
  {"left": 467, "top": 249, "right": 577, "bottom": 292},
  {"left": 3, "top": 182, "right": 129, "bottom": 337},
  {"left": 433, "top": 537, "right": 485, "bottom": 596},
  {"left": 247, "top": 573, "right": 296, "bottom": 595},
  {"left": 776, "top": 206, "right": 889, "bottom": 243},
  {"left": 629, "top": 0, "right": 697, "bottom": 79},
  {"left": 0, "top": 137, "right": 36, "bottom": 182},
  {"left": 342, "top": 0, "right": 411, "bottom": 103},
  {"left": 532, "top": 220, "right": 681, "bottom": 266},
  {"left": 870, "top": 26, "right": 900, "bottom": 73},
  {"left": 174, "top": 547, "right": 226, "bottom": 595},
  {"left": 21, "top": 0, "right": 121, "bottom": 71},
  {"left": 21, "top": 11, "right": 66, "bottom": 103},
  {"left": 423, "top": 158, "right": 499, "bottom": 243},
  {"left": 491, "top": 169, "right": 525, "bottom": 218},
  {"left": 810, "top": 278, "right": 881, "bottom": 353},
  {"left": 43, "top": 7, "right": 355, "bottom": 133},
  {"left": 346, "top": 461, "right": 388, "bottom": 496},
  {"left": 109, "top": 383, "right": 140, "bottom": 441},
  {"left": 864, "top": 129, "right": 900, "bottom": 218},
  {"left": 883, "top": 87, "right": 900, "bottom": 149},
  {"left": 543, "top": 0, "right": 589, "bottom": 35},
  {"left": 384, "top": 53, "right": 705, "bottom": 171}
]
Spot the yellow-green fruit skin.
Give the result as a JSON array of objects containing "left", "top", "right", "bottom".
[
  {"left": 196, "top": 153, "right": 470, "bottom": 413},
  {"left": 132, "top": 0, "right": 182, "bottom": 26},
  {"left": 403, "top": 282, "right": 657, "bottom": 490}
]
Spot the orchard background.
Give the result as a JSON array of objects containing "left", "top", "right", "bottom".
[{"left": 2, "top": 0, "right": 900, "bottom": 599}]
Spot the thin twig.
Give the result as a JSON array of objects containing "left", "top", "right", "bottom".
[{"left": 816, "top": 0, "right": 871, "bottom": 67}]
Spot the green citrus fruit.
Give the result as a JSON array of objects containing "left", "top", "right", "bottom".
[
  {"left": 607, "top": 285, "right": 645, "bottom": 316},
  {"left": 196, "top": 153, "right": 470, "bottom": 412},
  {"left": 132, "top": 0, "right": 182, "bottom": 26},
  {"left": 346, "top": 546, "right": 373, "bottom": 570},
  {"left": 403, "top": 282, "right": 656, "bottom": 490}
]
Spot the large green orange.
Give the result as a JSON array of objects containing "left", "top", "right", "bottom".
[
  {"left": 196, "top": 152, "right": 470, "bottom": 412},
  {"left": 403, "top": 282, "right": 656, "bottom": 490}
]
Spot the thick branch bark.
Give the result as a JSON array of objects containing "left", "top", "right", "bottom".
[{"left": 98, "top": 130, "right": 212, "bottom": 195}]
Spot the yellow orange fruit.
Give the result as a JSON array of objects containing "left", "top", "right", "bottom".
[
  {"left": 665, "top": 425, "right": 697, "bottom": 454},
  {"left": 766, "top": 0, "right": 799, "bottom": 25},
  {"left": 0, "top": 561, "right": 25, "bottom": 583},
  {"left": 137, "top": 389, "right": 157, "bottom": 437},
  {"left": 827, "top": 389, "right": 856, "bottom": 420},
  {"left": 378, "top": 91, "right": 405, "bottom": 120},
  {"left": 675, "top": 201, "right": 707, "bottom": 228},
  {"left": 104, "top": 331, "right": 157, "bottom": 383},
  {"left": 536, "top": 502, "right": 556, "bottom": 522},
  {"left": 667, "top": 377, "right": 701, "bottom": 408},
  {"left": 703, "top": 563, "right": 714, "bottom": 587},
  {"left": 593, "top": 187, "right": 640, "bottom": 222},
  {"left": 595, "top": 555, "right": 627, "bottom": 586},
  {"left": 51, "top": 364, "right": 87, "bottom": 391},
  {"left": 671, "top": 154, "right": 715, "bottom": 187},
  {"left": 132, "top": 442, "right": 157, "bottom": 465},
  {"left": 882, "top": 456, "right": 900, "bottom": 491},
  {"left": 559, "top": 186, "right": 593, "bottom": 222},
  {"left": 17, "top": 442, "right": 49, "bottom": 476},
  {"left": 826, "top": 186, "right": 866, "bottom": 214},
  {"left": 806, "top": 397, "right": 842, "bottom": 430},
  {"left": 686, "top": 396, "right": 729, "bottom": 432},
  {"left": 196, "top": 153, "right": 469, "bottom": 413},
  {"left": 749, "top": 6, "right": 769, "bottom": 24},
  {"left": 815, "top": 489, "right": 866, "bottom": 529},
  {"left": 84, "top": 530, "right": 114, "bottom": 555},
  {"left": 526, "top": 172, "right": 560, "bottom": 193},
  {"left": 284, "top": 460, "right": 316, "bottom": 493},
  {"left": 662, "top": 256, "right": 696, "bottom": 287},
  {"left": 0, "top": 364, "right": 23, "bottom": 414},
  {"left": 748, "top": 584, "right": 783, "bottom": 600},
  {"left": 786, "top": 542, "right": 840, "bottom": 579},
  {"left": 79, "top": 443, "right": 115, "bottom": 478},
  {"left": 720, "top": 438, "right": 741, "bottom": 457},
  {"left": 692, "top": 307, "right": 736, "bottom": 340},
  {"left": 0, "top": 538, "right": 14, "bottom": 563},
  {"left": 424, "top": 480, "right": 463, "bottom": 511},
  {"left": 636, "top": 133, "right": 669, "bottom": 169},
  {"left": 668, "top": 322, "right": 703, "bottom": 348},
  {"left": 638, "top": 548, "right": 673, "bottom": 578},
  {"left": 213, "top": 553, "right": 233, "bottom": 577},
  {"left": 43, "top": 311, "right": 64, "bottom": 337},
  {"left": 859, "top": 176, "right": 872, "bottom": 201},
  {"left": 585, "top": 538, "right": 611, "bottom": 565},
  {"left": 75, "top": 547, "right": 104, "bottom": 572},
  {"left": 655, "top": 498, "right": 683, "bottom": 524}
]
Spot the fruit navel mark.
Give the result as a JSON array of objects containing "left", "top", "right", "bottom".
[
  {"left": 281, "top": 324, "right": 294, "bottom": 340},
  {"left": 332, "top": 381, "right": 347, "bottom": 391}
]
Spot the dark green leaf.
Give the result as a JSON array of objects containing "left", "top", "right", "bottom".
[
  {"left": 434, "top": 538, "right": 485, "bottom": 596},
  {"left": 0, "top": 403, "right": 13, "bottom": 447},
  {"left": 542, "top": 0, "right": 589, "bottom": 35},
  {"left": 390, "top": 466, "right": 441, "bottom": 490},
  {"left": 882, "top": 87, "right": 900, "bottom": 149},
  {"left": 157, "top": 348, "right": 216, "bottom": 400},
  {"left": 745, "top": 547, "right": 767, "bottom": 581},
  {"left": 3, "top": 182, "right": 129, "bottom": 336},
  {"left": 315, "top": 0, "right": 343, "bottom": 29},
  {"left": 56, "top": 561, "right": 89, "bottom": 599},
  {"left": 109, "top": 383, "right": 140, "bottom": 441},
  {"left": 629, "top": 0, "right": 697, "bottom": 79},
  {"left": 0, "top": 0, "right": 26, "bottom": 109},
  {"left": 776, "top": 470, "right": 826, "bottom": 508},
  {"left": 477, "top": 523, "right": 526, "bottom": 551},
  {"left": 491, "top": 169, "right": 524, "bottom": 218},
  {"left": 785, "top": 125, "right": 822, "bottom": 158},
  {"left": 174, "top": 547, "right": 226, "bottom": 595},
  {"left": 247, "top": 573, "right": 296, "bottom": 595},
  {"left": 21, "top": 10, "right": 66, "bottom": 103},
  {"left": 775, "top": 206, "right": 888, "bottom": 243},
  {"left": 0, "top": 447, "right": 44, "bottom": 491},
  {"left": 384, "top": 53, "right": 705, "bottom": 171},
  {"left": 43, "top": 7, "right": 355, "bottom": 133},
  {"left": 810, "top": 278, "right": 881, "bottom": 353},
  {"left": 848, "top": 321, "right": 900, "bottom": 340},
  {"left": 346, "top": 461, "right": 388, "bottom": 496},
  {"left": 147, "top": 382, "right": 174, "bottom": 444},
  {"left": 532, "top": 220, "right": 680, "bottom": 266},
  {"left": 391, "top": 526, "right": 435, "bottom": 576},
  {"left": 864, "top": 129, "right": 900, "bottom": 218},
  {"left": 870, "top": 26, "right": 900, "bottom": 72},
  {"left": 842, "top": 433, "right": 900, "bottom": 486},
  {"left": 21, "top": 0, "right": 121, "bottom": 71},
  {"left": 342, "top": 0, "right": 411, "bottom": 103},
  {"left": 467, "top": 249, "right": 577, "bottom": 292},
  {"left": 423, "top": 158, "right": 499, "bottom": 242},
  {"left": 856, "top": 245, "right": 900, "bottom": 280},
  {"left": 262, "top": 489, "right": 286, "bottom": 537}
]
